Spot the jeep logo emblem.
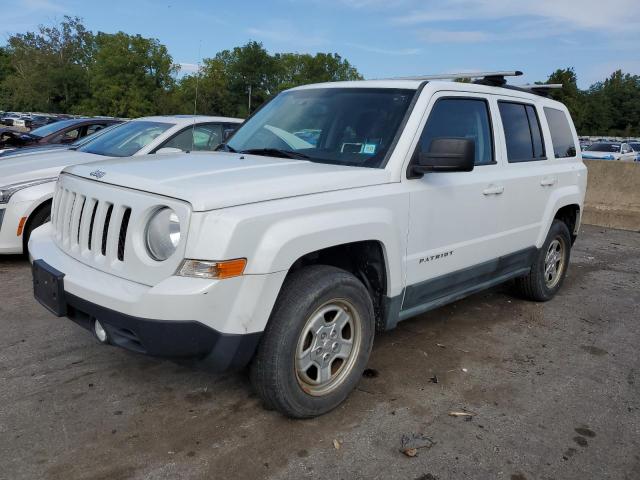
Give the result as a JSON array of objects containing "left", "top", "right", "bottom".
[{"left": 90, "top": 169, "right": 106, "bottom": 179}]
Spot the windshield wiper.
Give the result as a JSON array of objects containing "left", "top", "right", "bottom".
[
  {"left": 238, "top": 148, "right": 311, "bottom": 160},
  {"left": 215, "top": 143, "right": 237, "bottom": 153}
]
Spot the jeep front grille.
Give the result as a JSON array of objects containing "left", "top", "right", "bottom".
[
  {"left": 50, "top": 174, "right": 191, "bottom": 286},
  {"left": 52, "top": 187, "right": 130, "bottom": 263}
]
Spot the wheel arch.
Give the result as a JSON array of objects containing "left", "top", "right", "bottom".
[
  {"left": 285, "top": 240, "right": 390, "bottom": 330},
  {"left": 536, "top": 185, "right": 584, "bottom": 248},
  {"left": 22, "top": 198, "right": 53, "bottom": 252}
]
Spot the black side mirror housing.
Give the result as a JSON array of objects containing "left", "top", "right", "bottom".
[{"left": 411, "top": 137, "right": 475, "bottom": 177}]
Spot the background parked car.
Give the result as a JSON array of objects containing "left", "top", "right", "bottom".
[
  {"left": 581, "top": 142, "right": 637, "bottom": 161},
  {"left": 0, "top": 115, "right": 242, "bottom": 254},
  {"left": 0, "top": 117, "right": 122, "bottom": 154},
  {"left": 628, "top": 142, "right": 640, "bottom": 161},
  {"left": 13, "top": 115, "right": 58, "bottom": 129},
  {"left": 0, "top": 122, "right": 122, "bottom": 158},
  {"left": 1, "top": 113, "right": 22, "bottom": 126}
]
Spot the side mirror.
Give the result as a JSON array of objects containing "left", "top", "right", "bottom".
[
  {"left": 411, "top": 138, "right": 475, "bottom": 177},
  {"left": 156, "top": 147, "right": 183, "bottom": 155},
  {"left": 223, "top": 128, "right": 236, "bottom": 141}
]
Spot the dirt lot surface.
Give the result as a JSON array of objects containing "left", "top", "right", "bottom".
[{"left": 1, "top": 225, "right": 639, "bottom": 480}]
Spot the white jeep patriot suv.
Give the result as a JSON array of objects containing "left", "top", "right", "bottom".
[{"left": 29, "top": 72, "right": 587, "bottom": 418}]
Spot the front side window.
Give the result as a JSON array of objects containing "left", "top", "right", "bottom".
[
  {"left": 544, "top": 107, "right": 577, "bottom": 158},
  {"left": 161, "top": 123, "right": 224, "bottom": 151},
  {"left": 417, "top": 97, "right": 494, "bottom": 166},
  {"left": 78, "top": 121, "right": 174, "bottom": 157},
  {"left": 498, "top": 101, "right": 546, "bottom": 162},
  {"left": 227, "top": 88, "right": 415, "bottom": 168}
]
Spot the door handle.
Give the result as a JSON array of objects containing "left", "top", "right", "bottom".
[
  {"left": 540, "top": 176, "right": 557, "bottom": 186},
  {"left": 483, "top": 185, "right": 504, "bottom": 195}
]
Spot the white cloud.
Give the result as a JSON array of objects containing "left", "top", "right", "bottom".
[
  {"left": 345, "top": 42, "right": 421, "bottom": 55},
  {"left": 1, "top": 0, "right": 67, "bottom": 37},
  {"left": 246, "top": 21, "right": 327, "bottom": 48},
  {"left": 417, "top": 30, "right": 491, "bottom": 43},
  {"left": 393, "top": 0, "right": 640, "bottom": 31}
]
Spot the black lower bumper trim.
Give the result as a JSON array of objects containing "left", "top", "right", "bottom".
[{"left": 65, "top": 292, "right": 262, "bottom": 371}]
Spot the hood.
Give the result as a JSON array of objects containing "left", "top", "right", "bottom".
[
  {"left": 582, "top": 151, "right": 620, "bottom": 160},
  {"left": 64, "top": 151, "right": 392, "bottom": 211},
  {"left": 0, "top": 150, "right": 102, "bottom": 186}
]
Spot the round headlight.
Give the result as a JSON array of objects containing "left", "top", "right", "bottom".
[{"left": 145, "top": 207, "right": 181, "bottom": 261}]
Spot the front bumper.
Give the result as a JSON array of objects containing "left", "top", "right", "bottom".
[
  {"left": 29, "top": 223, "right": 288, "bottom": 370},
  {"left": 63, "top": 290, "right": 261, "bottom": 370}
]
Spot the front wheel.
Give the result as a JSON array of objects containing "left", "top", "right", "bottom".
[
  {"left": 250, "top": 265, "right": 375, "bottom": 418},
  {"left": 514, "top": 219, "right": 572, "bottom": 301}
]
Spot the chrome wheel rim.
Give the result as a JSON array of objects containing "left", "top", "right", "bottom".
[
  {"left": 544, "top": 238, "right": 566, "bottom": 288},
  {"left": 295, "top": 299, "right": 362, "bottom": 397}
]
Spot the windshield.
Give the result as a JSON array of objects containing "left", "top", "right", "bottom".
[
  {"left": 587, "top": 143, "right": 621, "bottom": 152},
  {"left": 78, "top": 121, "right": 173, "bottom": 157},
  {"left": 629, "top": 143, "right": 640, "bottom": 151},
  {"left": 29, "top": 119, "right": 77, "bottom": 138},
  {"left": 227, "top": 88, "right": 415, "bottom": 168}
]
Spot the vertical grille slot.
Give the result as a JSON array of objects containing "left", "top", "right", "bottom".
[
  {"left": 88, "top": 202, "right": 99, "bottom": 251},
  {"left": 117, "top": 208, "right": 131, "bottom": 262},
  {"left": 101, "top": 204, "right": 113, "bottom": 256},
  {"left": 76, "top": 197, "right": 86, "bottom": 245}
]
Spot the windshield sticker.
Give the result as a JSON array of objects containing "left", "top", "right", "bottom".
[{"left": 362, "top": 143, "right": 377, "bottom": 155}]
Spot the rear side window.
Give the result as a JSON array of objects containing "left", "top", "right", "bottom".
[
  {"left": 418, "top": 97, "right": 494, "bottom": 166},
  {"left": 544, "top": 107, "right": 577, "bottom": 158},
  {"left": 498, "top": 102, "right": 545, "bottom": 162}
]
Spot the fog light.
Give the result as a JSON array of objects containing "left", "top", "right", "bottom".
[{"left": 94, "top": 320, "right": 109, "bottom": 343}]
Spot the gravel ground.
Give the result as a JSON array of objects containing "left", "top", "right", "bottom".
[{"left": 1, "top": 224, "right": 638, "bottom": 480}]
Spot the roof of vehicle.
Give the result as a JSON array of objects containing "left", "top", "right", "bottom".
[
  {"left": 132, "top": 115, "right": 244, "bottom": 125},
  {"left": 289, "top": 79, "right": 567, "bottom": 107}
]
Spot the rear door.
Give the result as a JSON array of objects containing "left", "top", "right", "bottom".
[{"left": 492, "top": 98, "right": 552, "bottom": 254}]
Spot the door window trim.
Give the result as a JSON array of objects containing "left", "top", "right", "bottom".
[{"left": 407, "top": 95, "right": 497, "bottom": 179}]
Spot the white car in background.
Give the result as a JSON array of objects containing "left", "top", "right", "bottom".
[
  {"left": 628, "top": 142, "right": 640, "bottom": 161},
  {"left": 0, "top": 115, "right": 242, "bottom": 254},
  {"left": 581, "top": 141, "right": 636, "bottom": 161}
]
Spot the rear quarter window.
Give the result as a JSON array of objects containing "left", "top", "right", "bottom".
[{"left": 544, "top": 107, "right": 577, "bottom": 158}]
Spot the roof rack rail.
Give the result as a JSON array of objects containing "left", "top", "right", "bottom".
[
  {"left": 511, "top": 83, "right": 563, "bottom": 97},
  {"left": 385, "top": 70, "right": 523, "bottom": 83}
]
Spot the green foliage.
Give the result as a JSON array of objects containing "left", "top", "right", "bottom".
[
  {"left": 78, "top": 32, "right": 177, "bottom": 117},
  {"left": 547, "top": 68, "right": 640, "bottom": 136},
  {"left": 2, "top": 16, "right": 93, "bottom": 113},
  {"left": 175, "top": 43, "right": 363, "bottom": 117}
]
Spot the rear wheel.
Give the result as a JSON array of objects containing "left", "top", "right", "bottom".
[
  {"left": 514, "top": 219, "right": 571, "bottom": 301},
  {"left": 250, "top": 265, "right": 375, "bottom": 418}
]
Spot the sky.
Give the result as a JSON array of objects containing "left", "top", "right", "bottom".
[{"left": 2, "top": 0, "right": 639, "bottom": 88}]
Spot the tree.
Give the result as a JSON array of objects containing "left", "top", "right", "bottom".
[
  {"left": 81, "top": 32, "right": 177, "bottom": 117},
  {"left": 2, "top": 16, "right": 93, "bottom": 112},
  {"left": 273, "top": 52, "right": 362, "bottom": 91},
  {"left": 173, "top": 43, "right": 364, "bottom": 117}
]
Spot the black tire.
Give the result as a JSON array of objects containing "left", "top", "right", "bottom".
[
  {"left": 514, "top": 219, "right": 572, "bottom": 302},
  {"left": 23, "top": 202, "right": 51, "bottom": 254},
  {"left": 250, "top": 265, "right": 375, "bottom": 418}
]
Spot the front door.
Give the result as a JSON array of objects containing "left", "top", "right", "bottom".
[{"left": 402, "top": 92, "right": 508, "bottom": 318}]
